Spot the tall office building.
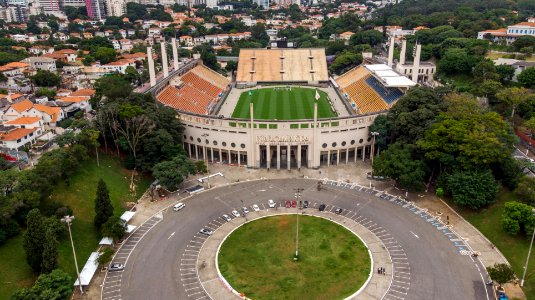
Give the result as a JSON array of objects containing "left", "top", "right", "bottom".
[
  {"left": 105, "top": 0, "right": 124, "bottom": 17},
  {"left": 254, "top": 0, "right": 268, "bottom": 8},
  {"left": 38, "top": 0, "right": 59, "bottom": 12},
  {"left": 86, "top": 0, "right": 106, "bottom": 20},
  {"left": 59, "top": 0, "right": 85, "bottom": 8}
]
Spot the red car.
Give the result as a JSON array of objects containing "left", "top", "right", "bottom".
[
  {"left": 291, "top": 200, "right": 297, "bottom": 208},
  {"left": 285, "top": 200, "right": 291, "bottom": 208}
]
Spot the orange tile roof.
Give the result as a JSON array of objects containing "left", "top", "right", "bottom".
[
  {"left": 10, "top": 99, "right": 33, "bottom": 113},
  {"left": 121, "top": 52, "right": 146, "bottom": 60},
  {"left": 5, "top": 116, "right": 41, "bottom": 125},
  {"left": 69, "top": 89, "right": 95, "bottom": 97},
  {"left": 11, "top": 93, "right": 24, "bottom": 99},
  {"left": 0, "top": 127, "right": 37, "bottom": 141},
  {"left": 58, "top": 96, "right": 89, "bottom": 103},
  {"left": 32, "top": 104, "right": 62, "bottom": 122}
]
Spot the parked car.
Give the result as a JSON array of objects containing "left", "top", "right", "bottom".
[
  {"left": 199, "top": 228, "right": 213, "bottom": 236},
  {"left": 303, "top": 201, "right": 309, "bottom": 208},
  {"left": 285, "top": 200, "right": 291, "bottom": 208},
  {"left": 268, "top": 199, "right": 276, "bottom": 208},
  {"left": 319, "top": 204, "right": 326, "bottom": 211},
  {"left": 232, "top": 210, "right": 241, "bottom": 217},
  {"left": 173, "top": 202, "right": 185, "bottom": 211},
  {"left": 252, "top": 204, "right": 260, "bottom": 211},
  {"left": 222, "top": 214, "right": 231, "bottom": 222},
  {"left": 291, "top": 200, "right": 297, "bottom": 208},
  {"left": 108, "top": 263, "right": 124, "bottom": 271},
  {"left": 335, "top": 207, "right": 343, "bottom": 214}
]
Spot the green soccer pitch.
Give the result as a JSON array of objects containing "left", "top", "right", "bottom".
[{"left": 231, "top": 87, "right": 337, "bottom": 120}]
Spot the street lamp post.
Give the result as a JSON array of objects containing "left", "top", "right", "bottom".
[
  {"left": 61, "top": 215, "right": 83, "bottom": 294},
  {"left": 294, "top": 188, "right": 303, "bottom": 259},
  {"left": 370, "top": 132, "right": 380, "bottom": 189},
  {"left": 521, "top": 208, "right": 535, "bottom": 287}
]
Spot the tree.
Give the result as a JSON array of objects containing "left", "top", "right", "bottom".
[
  {"left": 82, "top": 55, "right": 95, "bottom": 66},
  {"left": 97, "top": 247, "right": 114, "bottom": 266},
  {"left": 35, "top": 87, "right": 57, "bottom": 99},
  {"left": 497, "top": 87, "right": 529, "bottom": 119},
  {"left": 152, "top": 154, "right": 196, "bottom": 190},
  {"left": 513, "top": 36, "right": 535, "bottom": 52},
  {"left": 31, "top": 70, "right": 61, "bottom": 87},
  {"left": 329, "top": 51, "right": 363, "bottom": 75},
  {"left": 23, "top": 209, "right": 46, "bottom": 272},
  {"left": 496, "top": 64, "right": 515, "bottom": 84},
  {"left": 472, "top": 59, "right": 499, "bottom": 82},
  {"left": 94, "top": 179, "right": 113, "bottom": 229},
  {"left": 94, "top": 74, "right": 133, "bottom": 100},
  {"left": 372, "top": 142, "right": 426, "bottom": 191},
  {"left": 12, "top": 269, "right": 73, "bottom": 300},
  {"left": 101, "top": 216, "right": 126, "bottom": 241},
  {"left": 487, "top": 263, "right": 515, "bottom": 288},
  {"left": 438, "top": 48, "right": 475, "bottom": 75},
  {"left": 40, "top": 227, "right": 58, "bottom": 274},
  {"left": 349, "top": 30, "right": 383, "bottom": 46},
  {"left": 477, "top": 80, "right": 502, "bottom": 99},
  {"left": 94, "top": 47, "right": 117, "bottom": 64},
  {"left": 446, "top": 169, "right": 499, "bottom": 209},
  {"left": 200, "top": 49, "right": 219, "bottom": 71},
  {"left": 225, "top": 60, "right": 237, "bottom": 72},
  {"left": 250, "top": 23, "right": 269, "bottom": 47},
  {"left": 518, "top": 67, "right": 535, "bottom": 89},
  {"left": 514, "top": 177, "right": 535, "bottom": 205}
]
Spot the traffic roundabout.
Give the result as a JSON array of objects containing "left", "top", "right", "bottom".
[{"left": 101, "top": 178, "right": 493, "bottom": 300}]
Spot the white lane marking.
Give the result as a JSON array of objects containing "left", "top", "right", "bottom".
[
  {"left": 409, "top": 231, "right": 419, "bottom": 239},
  {"left": 168, "top": 231, "right": 176, "bottom": 240}
]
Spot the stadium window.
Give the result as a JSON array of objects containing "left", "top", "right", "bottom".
[
  {"left": 231, "top": 143, "right": 236, "bottom": 148},
  {"left": 241, "top": 144, "right": 245, "bottom": 148},
  {"left": 205, "top": 139, "right": 209, "bottom": 145},
  {"left": 322, "top": 143, "right": 327, "bottom": 148},
  {"left": 332, "top": 142, "right": 337, "bottom": 147},
  {"left": 342, "top": 141, "right": 346, "bottom": 146},
  {"left": 183, "top": 135, "right": 187, "bottom": 140},
  {"left": 359, "top": 139, "right": 363, "bottom": 144},
  {"left": 213, "top": 141, "right": 218, "bottom": 146},
  {"left": 367, "top": 137, "right": 372, "bottom": 142},
  {"left": 190, "top": 136, "right": 193, "bottom": 141},
  {"left": 222, "top": 142, "right": 227, "bottom": 147},
  {"left": 351, "top": 140, "right": 355, "bottom": 145},
  {"left": 197, "top": 138, "right": 201, "bottom": 143}
]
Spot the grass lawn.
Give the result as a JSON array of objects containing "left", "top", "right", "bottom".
[
  {"left": 50, "top": 153, "right": 151, "bottom": 280},
  {"left": 0, "top": 153, "right": 150, "bottom": 298},
  {"left": 486, "top": 52, "right": 535, "bottom": 62},
  {"left": 231, "top": 87, "right": 337, "bottom": 120},
  {"left": 218, "top": 215, "right": 370, "bottom": 300},
  {"left": 460, "top": 190, "right": 535, "bottom": 299}
]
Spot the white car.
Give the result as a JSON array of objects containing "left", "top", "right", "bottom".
[
  {"left": 252, "top": 204, "right": 260, "bottom": 211},
  {"left": 173, "top": 203, "right": 185, "bottom": 211},
  {"left": 222, "top": 214, "right": 232, "bottom": 222},
  {"left": 268, "top": 199, "right": 276, "bottom": 208},
  {"left": 242, "top": 207, "right": 249, "bottom": 214},
  {"left": 108, "top": 263, "right": 124, "bottom": 271},
  {"left": 232, "top": 210, "right": 241, "bottom": 217}
]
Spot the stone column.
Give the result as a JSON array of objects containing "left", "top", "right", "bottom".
[
  {"left": 345, "top": 149, "right": 349, "bottom": 164},
  {"left": 400, "top": 39, "right": 407, "bottom": 65},
  {"left": 210, "top": 147, "right": 214, "bottom": 162},
  {"left": 287, "top": 145, "right": 291, "bottom": 170},
  {"left": 267, "top": 144, "right": 271, "bottom": 169},
  {"left": 219, "top": 148, "right": 222, "bottom": 163},
  {"left": 362, "top": 146, "right": 366, "bottom": 161},
  {"left": 297, "top": 144, "right": 301, "bottom": 169},
  {"left": 412, "top": 44, "right": 422, "bottom": 83},
  {"left": 249, "top": 102, "right": 255, "bottom": 167},
  {"left": 161, "top": 41, "right": 169, "bottom": 78},
  {"left": 203, "top": 146, "right": 206, "bottom": 161},
  {"left": 277, "top": 145, "right": 281, "bottom": 170},
  {"left": 327, "top": 150, "right": 330, "bottom": 167},
  {"left": 147, "top": 47, "right": 156, "bottom": 87},
  {"left": 354, "top": 147, "right": 358, "bottom": 163},
  {"left": 336, "top": 149, "right": 340, "bottom": 165},
  {"left": 387, "top": 36, "right": 395, "bottom": 67},
  {"left": 228, "top": 150, "right": 231, "bottom": 164},
  {"left": 238, "top": 151, "right": 241, "bottom": 166},
  {"left": 312, "top": 102, "right": 319, "bottom": 168},
  {"left": 195, "top": 145, "right": 198, "bottom": 160},
  {"left": 171, "top": 37, "right": 179, "bottom": 70}
]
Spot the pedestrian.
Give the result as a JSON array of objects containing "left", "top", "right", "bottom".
[
  {"left": 382, "top": 267, "right": 386, "bottom": 275},
  {"left": 377, "top": 268, "right": 381, "bottom": 274}
]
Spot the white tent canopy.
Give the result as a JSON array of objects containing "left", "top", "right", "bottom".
[
  {"left": 99, "top": 237, "right": 113, "bottom": 245},
  {"left": 120, "top": 211, "right": 135, "bottom": 223},
  {"left": 126, "top": 224, "right": 136, "bottom": 233},
  {"left": 365, "top": 64, "right": 416, "bottom": 88},
  {"left": 74, "top": 252, "right": 100, "bottom": 286}
]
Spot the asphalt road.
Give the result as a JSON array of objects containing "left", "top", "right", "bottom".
[{"left": 108, "top": 179, "right": 492, "bottom": 300}]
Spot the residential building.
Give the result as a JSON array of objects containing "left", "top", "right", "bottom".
[
  {"left": 105, "top": 0, "right": 125, "bottom": 17},
  {"left": 23, "top": 56, "right": 57, "bottom": 72},
  {"left": 101, "top": 59, "right": 136, "bottom": 74},
  {"left": 85, "top": 0, "right": 106, "bottom": 20},
  {"left": 478, "top": 21, "right": 535, "bottom": 44}
]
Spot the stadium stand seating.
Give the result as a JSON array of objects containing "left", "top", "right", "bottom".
[
  {"left": 335, "top": 67, "right": 369, "bottom": 90},
  {"left": 237, "top": 49, "right": 328, "bottom": 83},
  {"left": 365, "top": 76, "right": 404, "bottom": 104},
  {"left": 156, "top": 64, "right": 229, "bottom": 115}
]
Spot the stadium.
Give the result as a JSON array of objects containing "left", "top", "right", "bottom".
[{"left": 151, "top": 48, "right": 415, "bottom": 169}]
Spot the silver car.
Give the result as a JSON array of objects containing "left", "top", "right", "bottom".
[
  {"left": 242, "top": 207, "right": 249, "bottom": 214},
  {"left": 232, "top": 210, "right": 241, "bottom": 217},
  {"left": 199, "top": 228, "right": 213, "bottom": 236},
  {"left": 268, "top": 199, "right": 276, "bottom": 208},
  {"left": 222, "top": 214, "right": 231, "bottom": 222},
  {"left": 252, "top": 204, "right": 260, "bottom": 211},
  {"left": 109, "top": 263, "right": 124, "bottom": 272}
]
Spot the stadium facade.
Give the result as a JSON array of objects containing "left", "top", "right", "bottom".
[{"left": 146, "top": 45, "right": 416, "bottom": 170}]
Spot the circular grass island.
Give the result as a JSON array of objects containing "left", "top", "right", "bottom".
[{"left": 217, "top": 215, "right": 371, "bottom": 300}]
